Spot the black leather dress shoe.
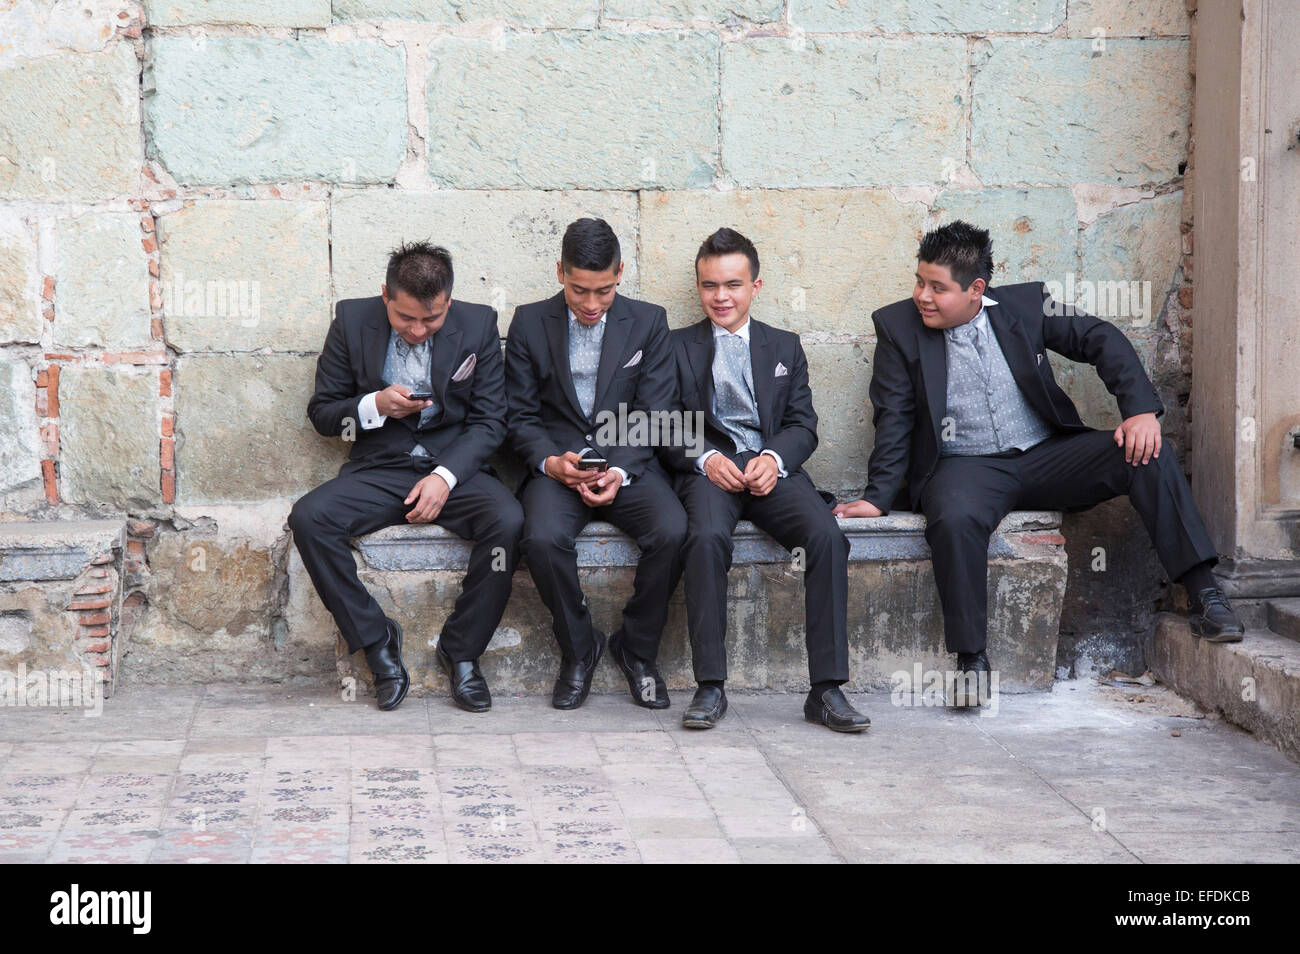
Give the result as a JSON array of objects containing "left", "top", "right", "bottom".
[
  {"left": 437, "top": 645, "right": 491, "bottom": 712},
  {"left": 552, "top": 630, "right": 606, "bottom": 710},
  {"left": 364, "top": 619, "right": 409, "bottom": 711},
  {"left": 803, "top": 687, "right": 870, "bottom": 732},
  {"left": 951, "top": 650, "right": 992, "bottom": 708},
  {"left": 609, "top": 631, "right": 669, "bottom": 709},
  {"left": 682, "top": 685, "right": 727, "bottom": 729},
  {"left": 1189, "top": 587, "right": 1245, "bottom": 643}
]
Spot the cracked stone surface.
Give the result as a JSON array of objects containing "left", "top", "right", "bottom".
[{"left": 0, "top": 680, "right": 1295, "bottom": 863}]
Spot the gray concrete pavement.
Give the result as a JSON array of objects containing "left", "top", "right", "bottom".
[{"left": 1, "top": 679, "right": 1297, "bottom": 863}]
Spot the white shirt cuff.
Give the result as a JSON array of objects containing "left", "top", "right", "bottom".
[
  {"left": 610, "top": 466, "right": 631, "bottom": 486},
  {"left": 761, "top": 448, "right": 788, "bottom": 478},
  {"left": 432, "top": 466, "right": 458, "bottom": 492},
  {"left": 696, "top": 448, "right": 719, "bottom": 475},
  {"left": 358, "top": 391, "right": 387, "bottom": 430}
]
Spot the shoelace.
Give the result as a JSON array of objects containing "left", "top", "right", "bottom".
[{"left": 1200, "top": 588, "right": 1232, "bottom": 612}]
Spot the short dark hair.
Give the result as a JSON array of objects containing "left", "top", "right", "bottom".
[
  {"left": 695, "top": 227, "right": 760, "bottom": 281},
  {"left": 561, "top": 218, "right": 621, "bottom": 274},
  {"left": 917, "top": 220, "right": 993, "bottom": 290},
  {"left": 386, "top": 241, "right": 454, "bottom": 301}
]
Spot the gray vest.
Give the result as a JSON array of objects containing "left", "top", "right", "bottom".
[{"left": 941, "top": 311, "right": 1052, "bottom": 457}]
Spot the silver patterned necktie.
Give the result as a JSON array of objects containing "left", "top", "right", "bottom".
[
  {"left": 714, "top": 333, "right": 762, "bottom": 453},
  {"left": 570, "top": 319, "right": 603, "bottom": 419}
]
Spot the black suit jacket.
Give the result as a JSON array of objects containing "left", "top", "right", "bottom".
[
  {"left": 862, "top": 281, "right": 1164, "bottom": 513},
  {"left": 664, "top": 316, "right": 819, "bottom": 478},
  {"left": 307, "top": 296, "right": 507, "bottom": 480},
  {"left": 504, "top": 291, "right": 676, "bottom": 481}
]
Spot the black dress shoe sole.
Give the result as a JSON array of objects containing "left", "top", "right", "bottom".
[
  {"left": 682, "top": 696, "right": 727, "bottom": 729},
  {"left": 1189, "top": 619, "right": 1245, "bottom": 643},
  {"left": 450, "top": 695, "right": 491, "bottom": 713},
  {"left": 804, "top": 714, "right": 870, "bottom": 733}
]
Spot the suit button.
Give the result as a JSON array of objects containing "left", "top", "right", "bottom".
[{"left": 585, "top": 434, "right": 593, "bottom": 442}]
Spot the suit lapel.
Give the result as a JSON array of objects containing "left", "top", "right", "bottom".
[
  {"left": 362, "top": 299, "right": 390, "bottom": 392},
  {"left": 685, "top": 319, "right": 717, "bottom": 421},
  {"left": 428, "top": 304, "right": 462, "bottom": 415},
  {"left": 916, "top": 315, "right": 948, "bottom": 442},
  {"left": 593, "top": 294, "right": 633, "bottom": 410},
  {"left": 542, "top": 292, "right": 586, "bottom": 420},
  {"left": 748, "top": 318, "right": 775, "bottom": 436}
]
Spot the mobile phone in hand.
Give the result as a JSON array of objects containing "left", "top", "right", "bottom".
[
  {"left": 576, "top": 457, "right": 609, "bottom": 472},
  {"left": 407, "top": 391, "right": 434, "bottom": 401}
]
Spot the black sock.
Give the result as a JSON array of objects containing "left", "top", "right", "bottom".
[
  {"left": 811, "top": 680, "right": 841, "bottom": 698},
  {"left": 1180, "top": 561, "right": 1217, "bottom": 598}
]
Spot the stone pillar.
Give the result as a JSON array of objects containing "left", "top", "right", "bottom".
[{"left": 1191, "top": 0, "right": 1300, "bottom": 594}]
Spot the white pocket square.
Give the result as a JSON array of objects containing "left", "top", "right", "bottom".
[
  {"left": 774, "top": 362, "right": 789, "bottom": 377},
  {"left": 451, "top": 353, "right": 476, "bottom": 382},
  {"left": 622, "top": 350, "right": 642, "bottom": 369}
]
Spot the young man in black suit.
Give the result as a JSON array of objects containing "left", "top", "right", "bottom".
[
  {"left": 290, "top": 242, "right": 524, "bottom": 713},
  {"left": 835, "top": 221, "right": 1243, "bottom": 704},
  {"left": 665, "top": 227, "right": 870, "bottom": 733},
  {"left": 505, "top": 218, "right": 687, "bottom": 711}
]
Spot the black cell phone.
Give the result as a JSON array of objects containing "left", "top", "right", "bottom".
[
  {"left": 407, "top": 391, "right": 434, "bottom": 401},
  {"left": 576, "top": 457, "right": 608, "bottom": 472}
]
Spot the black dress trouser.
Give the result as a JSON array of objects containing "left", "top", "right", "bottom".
[
  {"left": 918, "top": 428, "right": 1219, "bottom": 653},
  {"left": 289, "top": 459, "right": 524, "bottom": 659},
  {"left": 519, "top": 470, "right": 687, "bottom": 665},
  {"left": 677, "top": 451, "right": 851, "bottom": 686}
]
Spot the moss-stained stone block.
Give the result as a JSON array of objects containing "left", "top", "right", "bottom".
[
  {"left": 0, "top": 43, "right": 140, "bottom": 201},
  {"left": 0, "top": 359, "right": 41, "bottom": 497},
  {"left": 0, "top": 584, "right": 84, "bottom": 676},
  {"left": 334, "top": 0, "right": 599, "bottom": 26},
  {"left": 53, "top": 212, "right": 152, "bottom": 349},
  {"left": 972, "top": 39, "right": 1190, "bottom": 187},
  {"left": 59, "top": 366, "right": 160, "bottom": 508},
  {"left": 0, "top": 213, "right": 41, "bottom": 344},
  {"left": 1080, "top": 191, "right": 1182, "bottom": 330},
  {"left": 722, "top": 37, "right": 966, "bottom": 187},
  {"left": 803, "top": 341, "right": 873, "bottom": 499},
  {"left": 142, "top": 0, "right": 331, "bottom": 26},
  {"left": 1065, "top": 0, "right": 1190, "bottom": 37},
  {"left": 933, "top": 188, "right": 1079, "bottom": 286},
  {"left": 174, "top": 355, "right": 345, "bottom": 503},
  {"left": 789, "top": 0, "right": 1065, "bottom": 33},
  {"left": 639, "top": 189, "right": 926, "bottom": 334},
  {"left": 607, "top": 0, "right": 782, "bottom": 21},
  {"left": 158, "top": 200, "right": 330, "bottom": 352},
  {"left": 427, "top": 31, "right": 718, "bottom": 189},
  {"left": 330, "top": 189, "right": 639, "bottom": 309},
  {"left": 122, "top": 528, "right": 335, "bottom": 683},
  {"left": 146, "top": 38, "right": 407, "bottom": 186}
]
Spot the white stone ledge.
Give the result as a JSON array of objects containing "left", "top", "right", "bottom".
[{"left": 353, "top": 511, "right": 1064, "bottom": 571}]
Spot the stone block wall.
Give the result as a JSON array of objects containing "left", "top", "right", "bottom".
[{"left": 0, "top": 0, "right": 1196, "bottom": 682}]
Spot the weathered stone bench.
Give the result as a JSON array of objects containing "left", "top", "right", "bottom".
[
  {"left": 316, "top": 512, "right": 1068, "bottom": 696},
  {"left": 0, "top": 520, "right": 127, "bottom": 696}
]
